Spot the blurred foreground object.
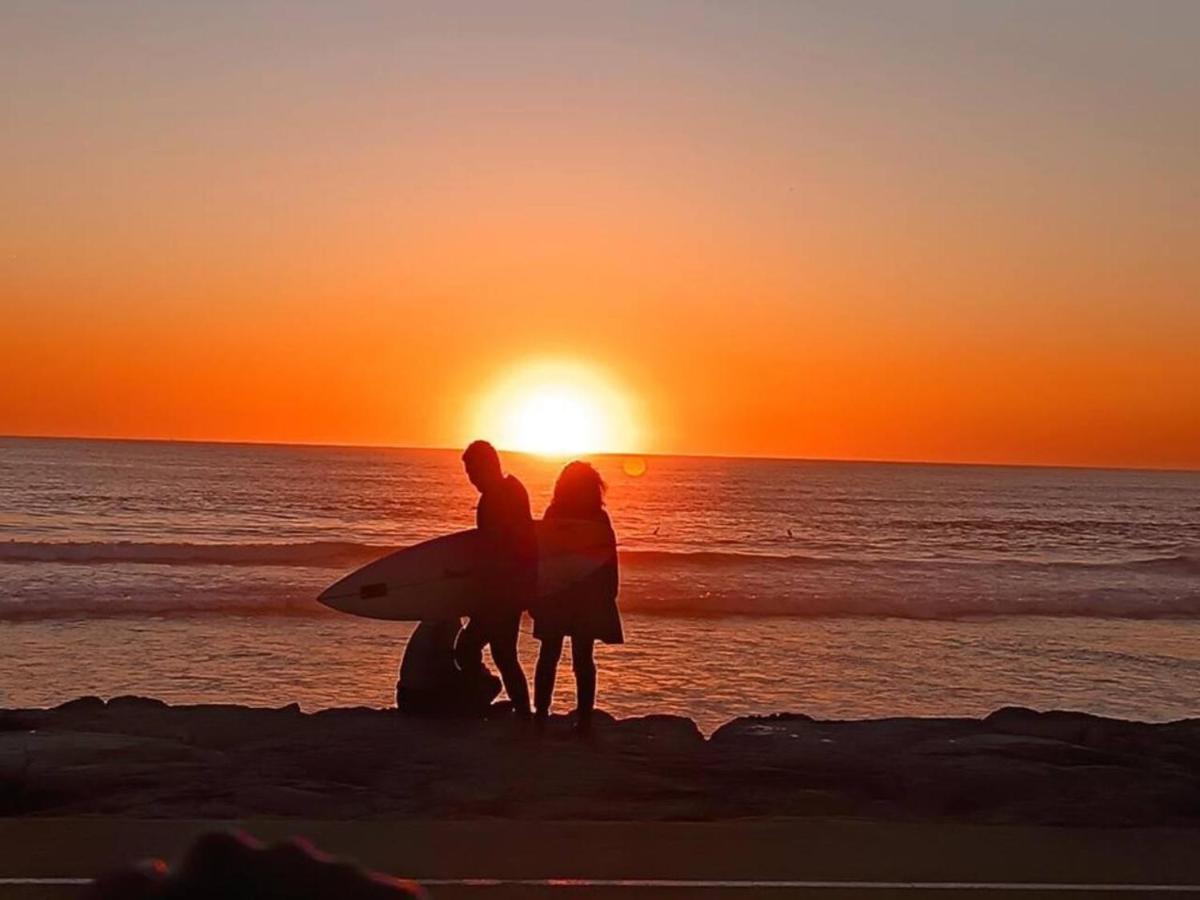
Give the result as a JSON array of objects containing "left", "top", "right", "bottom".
[{"left": 85, "top": 830, "right": 427, "bottom": 899}]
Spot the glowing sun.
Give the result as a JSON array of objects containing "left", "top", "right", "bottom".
[{"left": 474, "top": 361, "right": 637, "bottom": 456}]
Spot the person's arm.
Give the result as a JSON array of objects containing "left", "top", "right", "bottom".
[
  {"left": 599, "top": 511, "right": 619, "bottom": 600},
  {"left": 473, "top": 490, "right": 507, "bottom": 572},
  {"left": 493, "top": 479, "right": 535, "bottom": 567},
  {"left": 472, "top": 481, "right": 529, "bottom": 589}
]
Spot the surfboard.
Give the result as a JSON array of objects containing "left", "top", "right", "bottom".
[{"left": 316, "top": 519, "right": 612, "bottom": 621}]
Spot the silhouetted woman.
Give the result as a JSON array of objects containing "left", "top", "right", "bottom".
[{"left": 533, "top": 461, "right": 623, "bottom": 734}]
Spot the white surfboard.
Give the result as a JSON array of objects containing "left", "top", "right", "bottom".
[{"left": 317, "top": 519, "right": 611, "bottom": 621}]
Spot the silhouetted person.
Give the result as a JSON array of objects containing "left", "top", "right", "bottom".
[
  {"left": 532, "top": 461, "right": 622, "bottom": 734},
  {"left": 395, "top": 617, "right": 501, "bottom": 716},
  {"left": 453, "top": 440, "right": 536, "bottom": 719}
]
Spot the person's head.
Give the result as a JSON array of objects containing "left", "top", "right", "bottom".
[
  {"left": 551, "top": 461, "right": 606, "bottom": 516},
  {"left": 462, "top": 440, "right": 503, "bottom": 492}
]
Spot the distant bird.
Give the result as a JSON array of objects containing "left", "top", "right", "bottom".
[
  {"left": 786, "top": 528, "right": 794, "bottom": 538},
  {"left": 652, "top": 526, "right": 660, "bottom": 536}
]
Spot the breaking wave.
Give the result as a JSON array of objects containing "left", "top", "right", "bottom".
[
  {"left": 3, "top": 540, "right": 1198, "bottom": 576},
  {"left": 0, "top": 540, "right": 389, "bottom": 567},
  {"left": 0, "top": 541, "right": 1197, "bottom": 622}
]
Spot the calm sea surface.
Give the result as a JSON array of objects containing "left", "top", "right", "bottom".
[{"left": 3, "top": 437, "right": 1199, "bottom": 731}]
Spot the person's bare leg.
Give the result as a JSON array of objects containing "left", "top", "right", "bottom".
[
  {"left": 534, "top": 635, "right": 564, "bottom": 719},
  {"left": 571, "top": 637, "right": 597, "bottom": 728},
  {"left": 491, "top": 613, "right": 531, "bottom": 718}
]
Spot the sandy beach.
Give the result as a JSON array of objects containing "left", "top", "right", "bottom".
[{"left": 4, "top": 818, "right": 1200, "bottom": 899}]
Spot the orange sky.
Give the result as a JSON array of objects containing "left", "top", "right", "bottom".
[{"left": 3, "top": 2, "right": 1198, "bottom": 469}]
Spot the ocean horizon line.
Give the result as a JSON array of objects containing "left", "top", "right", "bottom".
[{"left": 1, "top": 431, "right": 1197, "bottom": 476}]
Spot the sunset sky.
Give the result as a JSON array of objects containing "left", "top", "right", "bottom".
[{"left": 3, "top": 1, "right": 1198, "bottom": 469}]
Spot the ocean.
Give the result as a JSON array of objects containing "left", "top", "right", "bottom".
[{"left": 3, "top": 437, "right": 1199, "bottom": 732}]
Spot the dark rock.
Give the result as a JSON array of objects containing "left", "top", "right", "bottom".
[
  {"left": 310, "top": 706, "right": 386, "bottom": 722},
  {"left": 0, "top": 710, "right": 34, "bottom": 733},
  {"left": 2, "top": 698, "right": 1197, "bottom": 825},
  {"left": 109, "top": 695, "right": 169, "bottom": 710},
  {"left": 985, "top": 707, "right": 1119, "bottom": 747},
  {"left": 53, "top": 696, "right": 105, "bottom": 713},
  {"left": 908, "top": 733, "right": 1123, "bottom": 767},
  {"left": 609, "top": 714, "right": 704, "bottom": 748}
]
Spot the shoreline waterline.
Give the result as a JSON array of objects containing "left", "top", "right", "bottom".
[{"left": 6, "top": 613, "right": 1200, "bottom": 732}]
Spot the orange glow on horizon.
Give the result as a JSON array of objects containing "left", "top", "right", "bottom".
[{"left": 2, "top": 4, "right": 1199, "bottom": 471}]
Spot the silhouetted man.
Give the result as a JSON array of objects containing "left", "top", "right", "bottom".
[{"left": 453, "top": 440, "right": 536, "bottom": 719}]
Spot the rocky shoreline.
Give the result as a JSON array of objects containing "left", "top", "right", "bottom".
[{"left": 3, "top": 698, "right": 1199, "bottom": 825}]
